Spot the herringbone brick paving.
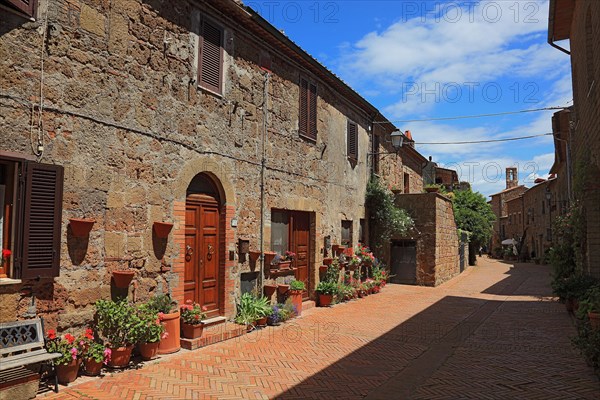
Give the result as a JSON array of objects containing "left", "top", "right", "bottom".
[{"left": 43, "top": 259, "right": 599, "bottom": 399}]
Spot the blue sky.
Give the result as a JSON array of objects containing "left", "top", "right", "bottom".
[{"left": 245, "top": 0, "right": 573, "bottom": 197}]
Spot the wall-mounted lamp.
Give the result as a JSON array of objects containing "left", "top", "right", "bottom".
[{"left": 390, "top": 129, "right": 404, "bottom": 150}]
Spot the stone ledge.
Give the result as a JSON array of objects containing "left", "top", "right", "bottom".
[{"left": 180, "top": 321, "right": 245, "bottom": 351}]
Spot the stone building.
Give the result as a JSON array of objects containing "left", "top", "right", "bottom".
[
  {"left": 392, "top": 193, "right": 460, "bottom": 286},
  {"left": 505, "top": 195, "right": 524, "bottom": 246},
  {"left": 548, "top": 0, "right": 600, "bottom": 277},
  {"left": 488, "top": 168, "right": 528, "bottom": 251},
  {"left": 0, "top": 0, "right": 427, "bottom": 329}
]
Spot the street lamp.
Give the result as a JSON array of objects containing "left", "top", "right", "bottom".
[{"left": 390, "top": 130, "right": 404, "bottom": 150}]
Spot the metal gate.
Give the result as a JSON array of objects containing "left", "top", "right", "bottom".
[{"left": 391, "top": 240, "right": 417, "bottom": 284}]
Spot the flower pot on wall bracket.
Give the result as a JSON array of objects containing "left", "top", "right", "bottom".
[
  {"left": 277, "top": 284, "right": 290, "bottom": 294},
  {"left": 153, "top": 222, "right": 174, "bottom": 238},
  {"left": 112, "top": 270, "right": 135, "bottom": 288},
  {"left": 264, "top": 284, "right": 277, "bottom": 298},
  {"left": 323, "top": 258, "right": 333, "bottom": 266},
  {"left": 249, "top": 251, "right": 262, "bottom": 263},
  {"left": 263, "top": 251, "right": 277, "bottom": 267},
  {"left": 69, "top": 218, "right": 95, "bottom": 237}
]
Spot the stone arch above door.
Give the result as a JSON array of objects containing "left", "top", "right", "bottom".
[{"left": 174, "top": 156, "right": 236, "bottom": 208}]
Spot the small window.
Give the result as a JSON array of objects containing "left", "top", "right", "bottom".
[
  {"left": 299, "top": 77, "right": 317, "bottom": 140},
  {"left": 1, "top": 154, "right": 63, "bottom": 279},
  {"left": 404, "top": 173, "right": 410, "bottom": 194},
  {"left": 271, "top": 210, "right": 289, "bottom": 257},
  {"left": 3, "top": 0, "right": 37, "bottom": 17},
  {"left": 198, "top": 18, "right": 224, "bottom": 94},
  {"left": 347, "top": 120, "right": 358, "bottom": 162},
  {"left": 341, "top": 220, "right": 353, "bottom": 248}
]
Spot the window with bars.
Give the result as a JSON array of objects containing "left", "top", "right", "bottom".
[
  {"left": 1, "top": 153, "right": 63, "bottom": 279},
  {"left": 299, "top": 77, "right": 317, "bottom": 140},
  {"left": 347, "top": 120, "right": 358, "bottom": 162},
  {"left": 198, "top": 17, "right": 224, "bottom": 94}
]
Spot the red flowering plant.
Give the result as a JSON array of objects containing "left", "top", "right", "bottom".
[
  {"left": 354, "top": 244, "right": 375, "bottom": 264},
  {"left": 136, "top": 303, "right": 167, "bottom": 344},
  {"left": 1, "top": 248, "right": 11, "bottom": 267},
  {"left": 45, "top": 329, "right": 88, "bottom": 365},
  {"left": 180, "top": 300, "right": 208, "bottom": 325}
]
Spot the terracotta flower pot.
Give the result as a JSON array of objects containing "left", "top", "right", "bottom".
[
  {"left": 112, "top": 270, "right": 135, "bottom": 288},
  {"left": 319, "top": 265, "right": 328, "bottom": 275},
  {"left": 278, "top": 261, "right": 292, "bottom": 270},
  {"left": 181, "top": 322, "right": 204, "bottom": 339},
  {"left": 589, "top": 312, "right": 600, "bottom": 330},
  {"left": 318, "top": 294, "right": 333, "bottom": 307},
  {"left": 255, "top": 317, "right": 268, "bottom": 327},
  {"left": 69, "top": 218, "right": 95, "bottom": 237},
  {"left": 55, "top": 359, "right": 80, "bottom": 384},
  {"left": 323, "top": 258, "right": 333, "bottom": 266},
  {"left": 263, "top": 251, "right": 277, "bottom": 267},
  {"left": 264, "top": 284, "right": 277, "bottom": 298},
  {"left": 277, "top": 284, "right": 290, "bottom": 294},
  {"left": 289, "top": 290, "right": 303, "bottom": 316},
  {"left": 153, "top": 222, "right": 174, "bottom": 238},
  {"left": 108, "top": 345, "right": 133, "bottom": 368},
  {"left": 84, "top": 358, "right": 103, "bottom": 376},
  {"left": 249, "top": 251, "right": 262, "bottom": 263},
  {"left": 158, "top": 311, "right": 180, "bottom": 354},
  {"left": 139, "top": 341, "right": 160, "bottom": 361},
  {"left": 425, "top": 187, "right": 440, "bottom": 193}
]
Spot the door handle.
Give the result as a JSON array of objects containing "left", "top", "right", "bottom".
[{"left": 185, "top": 245, "right": 194, "bottom": 262}]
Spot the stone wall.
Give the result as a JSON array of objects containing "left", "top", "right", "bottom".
[
  {"left": 489, "top": 185, "right": 527, "bottom": 250},
  {"left": 0, "top": 0, "right": 422, "bottom": 328},
  {"left": 567, "top": 0, "right": 600, "bottom": 278},
  {"left": 393, "top": 193, "right": 460, "bottom": 286}
]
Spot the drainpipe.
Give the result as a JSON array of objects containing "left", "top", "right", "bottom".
[
  {"left": 259, "top": 70, "right": 270, "bottom": 289},
  {"left": 547, "top": 0, "right": 571, "bottom": 55}
]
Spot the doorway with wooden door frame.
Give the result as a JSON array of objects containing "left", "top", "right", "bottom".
[
  {"left": 271, "top": 209, "right": 313, "bottom": 300},
  {"left": 184, "top": 173, "right": 224, "bottom": 318}
]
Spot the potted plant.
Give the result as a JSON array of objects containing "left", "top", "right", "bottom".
[
  {"left": 136, "top": 304, "right": 166, "bottom": 360},
  {"left": 578, "top": 286, "right": 600, "bottom": 330},
  {"left": 45, "top": 330, "right": 85, "bottom": 384},
  {"left": 254, "top": 296, "right": 272, "bottom": 326},
  {"left": 112, "top": 269, "right": 135, "bottom": 288},
  {"left": 145, "top": 294, "right": 180, "bottom": 355},
  {"left": 270, "top": 251, "right": 296, "bottom": 271},
  {"left": 277, "top": 275, "right": 292, "bottom": 295},
  {"left": 180, "top": 300, "right": 208, "bottom": 339},
  {"left": 562, "top": 274, "right": 597, "bottom": 312},
  {"left": 69, "top": 217, "right": 95, "bottom": 237},
  {"left": 264, "top": 278, "right": 278, "bottom": 298},
  {"left": 95, "top": 299, "right": 142, "bottom": 368},
  {"left": 83, "top": 341, "right": 111, "bottom": 376},
  {"left": 315, "top": 281, "right": 337, "bottom": 307},
  {"left": 267, "top": 304, "right": 283, "bottom": 326},
  {"left": 424, "top": 184, "right": 442, "bottom": 193},
  {"left": 235, "top": 293, "right": 259, "bottom": 331},
  {"left": 347, "top": 256, "right": 361, "bottom": 271},
  {"left": 288, "top": 279, "right": 305, "bottom": 316},
  {"left": 153, "top": 221, "right": 174, "bottom": 238}
]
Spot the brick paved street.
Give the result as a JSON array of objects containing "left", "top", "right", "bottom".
[{"left": 44, "top": 258, "right": 599, "bottom": 399}]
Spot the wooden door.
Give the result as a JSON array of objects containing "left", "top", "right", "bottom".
[
  {"left": 185, "top": 194, "right": 221, "bottom": 318},
  {"left": 391, "top": 240, "right": 417, "bottom": 284},
  {"left": 291, "top": 211, "right": 310, "bottom": 299}
]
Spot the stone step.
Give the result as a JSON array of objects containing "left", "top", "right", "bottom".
[
  {"left": 180, "top": 321, "right": 245, "bottom": 351},
  {"left": 201, "top": 316, "right": 227, "bottom": 327}
]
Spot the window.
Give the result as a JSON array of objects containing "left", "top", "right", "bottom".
[
  {"left": 198, "top": 17, "right": 224, "bottom": 94},
  {"left": 299, "top": 77, "right": 317, "bottom": 140},
  {"left": 3, "top": 0, "right": 36, "bottom": 17},
  {"left": 341, "top": 220, "right": 353, "bottom": 248},
  {"left": 271, "top": 210, "right": 289, "bottom": 257},
  {"left": 358, "top": 219, "right": 366, "bottom": 244},
  {"left": 0, "top": 154, "right": 63, "bottom": 279},
  {"left": 404, "top": 173, "right": 410, "bottom": 194},
  {"left": 347, "top": 120, "right": 358, "bottom": 162}
]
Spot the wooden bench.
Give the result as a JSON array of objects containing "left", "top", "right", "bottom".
[{"left": 0, "top": 318, "right": 61, "bottom": 393}]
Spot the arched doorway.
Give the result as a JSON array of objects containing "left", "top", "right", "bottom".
[{"left": 184, "top": 173, "right": 223, "bottom": 318}]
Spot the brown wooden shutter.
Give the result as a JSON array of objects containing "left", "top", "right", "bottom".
[
  {"left": 299, "top": 78, "right": 308, "bottom": 135},
  {"left": 19, "top": 162, "right": 63, "bottom": 279},
  {"left": 5, "top": 0, "right": 36, "bottom": 17},
  {"left": 347, "top": 121, "right": 358, "bottom": 160},
  {"left": 199, "top": 19, "right": 223, "bottom": 94},
  {"left": 308, "top": 83, "right": 317, "bottom": 138}
]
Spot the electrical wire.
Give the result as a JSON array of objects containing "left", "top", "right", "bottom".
[
  {"left": 414, "top": 132, "right": 552, "bottom": 145},
  {"left": 373, "top": 106, "right": 566, "bottom": 124}
]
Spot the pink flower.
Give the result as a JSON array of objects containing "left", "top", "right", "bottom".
[
  {"left": 185, "top": 300, "right": 193, "bottom": 305},
  {"left": 155, "top": 318, "right": 161, "bottom": 325},
  {"left": 161, "top": 331, "right": 169, "bottom": 340},
  {"left": 70, "top": 347, "right": 78, "bottom": 360},
  {"left": 158, "top": 312, "right": 164, "bottom": 321},
  {"left": 201, "top": 306, "right": 208, "bottom": 312},
  {"left": 103, "top": 348, "right": 112, "bottom": 363}
]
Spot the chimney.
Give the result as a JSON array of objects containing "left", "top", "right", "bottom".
[{"left": 506, "top": 167, "right": 518, "bottom": 189}]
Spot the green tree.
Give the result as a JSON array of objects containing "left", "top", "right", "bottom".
[
  {"left": 366, "top": 178, "right": 414, "bottom": 253},
  {"left": 452, "top": 189, "right": 495, "bottom": 265}
]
